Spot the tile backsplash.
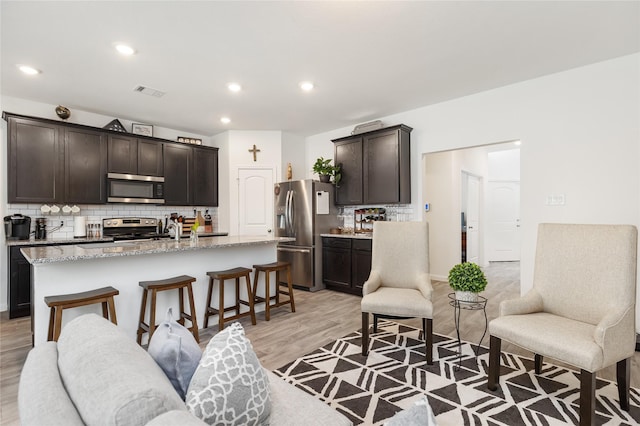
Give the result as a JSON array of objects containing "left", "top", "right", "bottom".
[
  {"left": 337, "top": 204, "right": 414, "bottom": 232},
  {"left": 6, "top": 204, "right": 218, "bottom": 240}
]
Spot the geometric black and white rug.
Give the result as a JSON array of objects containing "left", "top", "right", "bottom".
[{"left": 274, "top": 321, "right": 640, "bottom": 425}]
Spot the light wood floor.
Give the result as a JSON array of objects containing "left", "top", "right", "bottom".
[{"left": 2, "top": 262, "right": 639, "bottom": 425}]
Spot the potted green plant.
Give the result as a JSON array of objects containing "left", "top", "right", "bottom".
[
  {"left": 448, "top": 262, "right": 488, "bottom": 302},
  {"left": 312, "top": 157, "right": 341, "bottom": 185}
]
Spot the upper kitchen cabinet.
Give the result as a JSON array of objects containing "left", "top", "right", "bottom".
[
  {"left": 163, "top": 143, "right": 191, "bottom": 205},
  {"left": 64, "top": 127, "right": 107, "bottom": 204},
  {"left": 108, "top": 134, "right": 163, "bottom": 177},
  {"left": 164, "top": 143, "right": 219, "bottom": 206},
  {"left": 334, "top": 137, "right": 363, "bottom": 205},
  {"left": 7, "top": 115, "right": 63, "bottom": 203},
  {"left": 4, "top": 112, "right": 217, "bottom": 206},
  {"left": 332, "top": 124, "right": 412, "bottom": 205},
  {"left": 192, "top": 146, "right": 218, "bottom": 206}
]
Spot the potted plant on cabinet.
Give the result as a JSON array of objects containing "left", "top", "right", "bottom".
[
  {"left": 448, "top": 262, "right": 488, "bottom": 302},
  {"left": 312, "top": 157, "right": 341, "bottom": 185}
]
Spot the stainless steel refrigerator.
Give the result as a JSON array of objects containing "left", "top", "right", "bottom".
[{"left": 275, "top": 179, "right": 340, "bottom": 291}]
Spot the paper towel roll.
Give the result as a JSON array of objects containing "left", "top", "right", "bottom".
[{"left": 74, "top": 216, "right": 86, "bottom": 238}]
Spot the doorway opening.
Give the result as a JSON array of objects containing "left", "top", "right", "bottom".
[{"left": 422, "top": 141, "right": 521, "bottom": 282}]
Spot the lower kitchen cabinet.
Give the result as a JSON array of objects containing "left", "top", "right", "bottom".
[
  {"left": 322, "top": 237, "right": 372, "bottom": 295},
  {"left": 9, "top": 246, "right": 31, "bottom": 319},
  {"left": 351, "top": 239, "right": 373, "bottom": 292}
]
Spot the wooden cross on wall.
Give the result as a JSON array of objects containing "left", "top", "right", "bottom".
[{"left": 248, "top": 144, "right": 261, "bottom": 162}]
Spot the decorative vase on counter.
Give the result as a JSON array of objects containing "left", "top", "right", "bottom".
[{"left": 196, "top": 211, "right": 205, "bottom": 233}]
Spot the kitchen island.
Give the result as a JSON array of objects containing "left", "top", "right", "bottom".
[{"left": 21, "top": 235, "right": 294, "bottom": 345}]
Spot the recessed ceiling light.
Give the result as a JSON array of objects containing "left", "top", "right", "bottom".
[
  {"left": 220, "top": 117, "right": 231, "bottom": 124},
  {"left": 227, "top": 83, "right": 242, "bottom": 92},
  {"left": 115, "top": 44, "right": 136, "bottom": 56},
  {"left": 300, "top": 81, "right": 314, "bottom": 91},
  {"left": 17, "top": 65, "right": 41, "bottom": 75}
]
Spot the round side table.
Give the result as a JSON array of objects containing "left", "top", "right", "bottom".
[{"left": 447, "top": 293, "right": 488, "bottom": 368}]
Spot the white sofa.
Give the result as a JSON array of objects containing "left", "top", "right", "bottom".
[{"left": 18, "top": 314, "right": 352, "bottom": 426}]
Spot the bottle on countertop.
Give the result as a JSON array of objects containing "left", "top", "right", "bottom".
[
  {"left": 204, "top": 209, "right": 213, "bottom": 233},
  {"left": 157, "top": 219, "right": 163, "bottom": 234}
]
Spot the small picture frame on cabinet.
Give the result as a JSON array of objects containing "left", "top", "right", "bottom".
[{"left": 132, "top": 123, "right": 153, "bottom": 137}]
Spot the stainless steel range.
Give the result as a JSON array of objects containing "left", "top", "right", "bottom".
[{"left": 102, "top": 217, "right": 163, "bottom": 241}]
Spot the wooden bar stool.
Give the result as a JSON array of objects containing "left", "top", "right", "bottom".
[
  {"left": 137, "top": 275, "right": 199, "bottom": 345},
  {"left": 44, "top": 286, "right": 119, "bottom": 342},
  {"left": 252, "top": 261, "right": 295, "bottom": 321},
  {"left": 204, "top": 267, "right": 256, "bottom": 331}
]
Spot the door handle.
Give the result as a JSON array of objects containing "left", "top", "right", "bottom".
[{"left": 267, "top": 229, "right": 272, "bottom": 233}]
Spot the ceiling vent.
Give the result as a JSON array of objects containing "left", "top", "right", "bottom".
[{"left": 133, "top": 85, "right": 166, "bottom": 98}]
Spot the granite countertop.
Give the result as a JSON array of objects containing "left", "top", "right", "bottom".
[
  {"left": 320, "top": 233, "right": 373, "bottom": 239},
  {"left": 5, "top": 232, "right": 229, "bottom": 247},
  {"left": 21, "top": 235, "right": 294, "bottom": 265},
  {"left": 6, "top": 237, "right": 114, "bottom": 247}
]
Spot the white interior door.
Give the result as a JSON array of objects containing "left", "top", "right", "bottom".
[
  {"left": 465, "top": 173, "right": 480, "bottom": 264},
  {"left": 487, "top": 181, "right": 521, "bottom": 261},
  {"left": 238, "top": 167, "right": 275, "bottom": 236}
]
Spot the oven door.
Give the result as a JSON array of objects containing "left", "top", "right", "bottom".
[{"left": 107, "top": 173, "right": 164, "bottom": 204}]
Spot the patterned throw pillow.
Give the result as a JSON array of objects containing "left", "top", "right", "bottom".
[
  {"left": 148, "top": 308, "right": 203, "bottom": 400},
  {"left": 185, "top": 322, "right": 271, "bottom": 425}
]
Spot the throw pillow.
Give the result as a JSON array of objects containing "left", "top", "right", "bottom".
[
  {"left": 385, "top": 396, "right": 437, "bottom": 426},
  {"left": 148, "top": 308, "right": 202, "bottom": 400},
  {"left": 185, "top": 322, "right": 271, "bottom": 425}
]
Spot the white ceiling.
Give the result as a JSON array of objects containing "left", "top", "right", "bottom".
[{"left": 2, "top": 1, "right": 639, "bottom": 137}]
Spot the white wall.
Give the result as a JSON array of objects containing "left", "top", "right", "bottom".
[
  {"left": 225, "top": 130, "right": 282, "bottom": 235},
  {"left": 307, "top": 53, "right": 640, "bottom": 327},
  {"left": 281, "top": 132, "right": 306, "bottom": 181}
]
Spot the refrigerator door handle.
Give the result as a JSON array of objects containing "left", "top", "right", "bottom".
[
  {"left": 278, "top": 246, "right": 311, "bottom": 254},
  {"left": 286, "top": 190, "right": 294, "bottom": 235}
]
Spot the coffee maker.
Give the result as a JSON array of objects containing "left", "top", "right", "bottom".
[
  {"left": 4, "top": 214, "right": 31, "bottom": 240},
  {"left": 35, "top": 217, "right": 47, "bottom": 240}
]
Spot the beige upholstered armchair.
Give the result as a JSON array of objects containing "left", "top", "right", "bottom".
[
  {"left": 488, "top": 223, "right": 638, "bottom": 426},
  {"left": 361, "top": 221, "right": 433, "bottom": 364}
]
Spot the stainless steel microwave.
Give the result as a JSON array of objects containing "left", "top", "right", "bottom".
[{"left": 107, "top": 173, "right": 165, "bottom": 204}]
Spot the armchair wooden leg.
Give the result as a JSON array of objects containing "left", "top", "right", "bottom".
[
  {"left": 534, "top": 354, "right": 543, "bottom": 374},
  {"left": 617, "top": 358, "right": 631, "bottom": 411},
  {"left": 373, "top": 314, "right": 378, "bottom": 333},
  {"left": 580, "top": 369, "right": 595, "bottom": 426},
  {"left": 487, "top": 336, "right": 501, "bottom": 391},
  {"left": 424, "top": 318, "right": 433, "bottom": 365},
  {"left": 362, "top": 312, "right": 369, "bottom": 356}
]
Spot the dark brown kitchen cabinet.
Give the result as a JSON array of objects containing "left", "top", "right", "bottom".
[
  {"left": 9, "top": 246, "right": 31, "bottom": 319},
  {"left": 108, "top": 135, "right": 163, "bottom": 176},
  {"left": 64, "top": 127, "right": 107, "bottom": 203},
  {"left": 332, "top": 124, "right": 412, "bottom": 205},
  {"left": 351, "top": 239, "right": 373, "bottom": 292},
  {"left": 192, "top": 146, "right": 219, "bottom": 206},
  {"left": 7, "top": 116, "right": 63, "bottom": 203},
  {"left": 334, "top": 138, "right": 363, "bottom": 205},
  {"left": 322, "top": 237, "right": 372, "bottom": 295},
  {"left": 322, "top": 237, "right": 352, "bottom": 291},
  {"left": 5, "top": 112, "right": 218, "bottom": 206},
  {"left": 163, "top": 143, "right": 192, "bottom": 205}
]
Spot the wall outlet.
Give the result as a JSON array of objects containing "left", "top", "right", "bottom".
[{"left": 545, "top": 194, "right": 566, "bottom": 206}]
